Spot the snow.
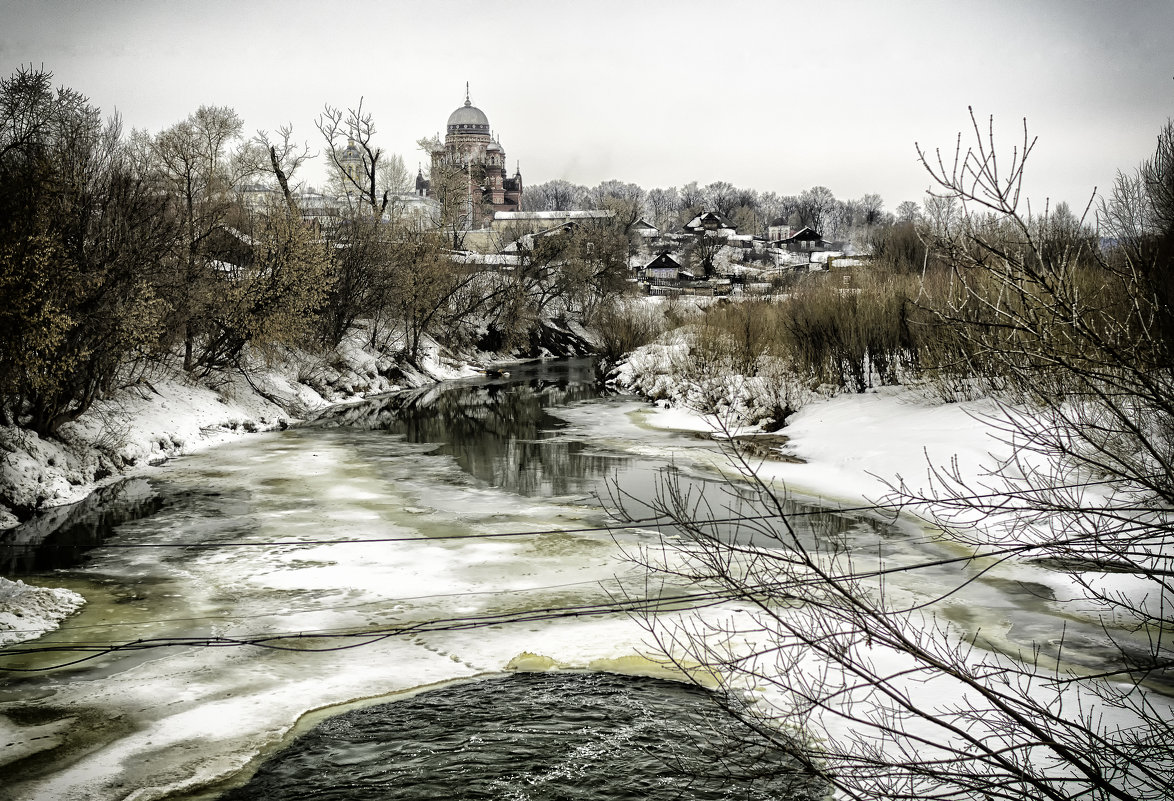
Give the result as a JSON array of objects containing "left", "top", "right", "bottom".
[
  {"left": 639, "top": 399, "right": 719, "bottom": 433},
  {"left": 738, "top": 386, "right": 1002, "bottom": 503},
  {"left": 0, "top": 331, "right": 488, "bottom": 644},
  {"left": 616, "top": 388, "right": 1172, "bottom": 798},
  {"left": 4, "top": 339, "right": 1167, "bottom": 799},
  {"left": 615, "top": 343, "right": 1174, "bottom": 645},
  {"left": 0, "top": 577, "right": 85, "bottom": 646},
  {"left": 1, "top": 417, "right": 682, "bottom": 799},
  {"left": 612, "top": 335, "right": 1006, "bottom": 506},
  {"left": 0, "top": 332, "right": 488, "bottom": 529}
]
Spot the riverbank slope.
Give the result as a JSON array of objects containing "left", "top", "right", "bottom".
[{"left": 0, "top": 335, "right": 491, "bottom": 644}]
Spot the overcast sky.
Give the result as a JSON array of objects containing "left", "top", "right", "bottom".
[{"left": 2, "top": 0, "right": 1171, "bottom": 212}]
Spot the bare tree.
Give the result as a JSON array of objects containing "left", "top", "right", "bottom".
[
  {"left": 417, "top": 135, "right": 482, "bottom": 250},
  {"left": 149, "top": 104, "right": 253, "bottom": 371},
  {"left": 522, "top": 178, "right": 587, "bottom": 212},
  {"left": 796, "top": 185, "right": 838, "bottom": 235},
  {"left": 317, "top": 210, "right": 390, "bottom": 349},
  {"left": 678, "top": 180, "right": 707, "bottom": 224},
  {"left": 588, "top": 180, "right": 646, "bottom": 234},
  {"left": 377, "top": 227, "right": 478, "bottom": 364},
  {"left": 854, "top": 192, "right": 886, "bottom": 227},
  {"left": 619, "top": 111, "right": 1174, "bottom": 801},
  {"left": 250, "top": 124, "right": 312, "bottom": 213},
  {"left": 195, "top": 198, "right": 333, "bottom": 370},
  {"left": 646, "top": 186, "right": 680, "bottom": 232},
  {"left": 895, "top": 200, "right": 921, "bottom": 223},
  {"left": 316, "top": 98, "right": 392, "bottom": 216},
  {"left": 377, "top": 151, "right": 411, "bottom": 199},
  {"left": 686, "top": 228, "right": 728, "bottom": 278},
  {"left": 758, "top": 191, "right": 790, "bottom": 237},
  {"left": 704, "top": 180, "right": 740, "bottom": 218},
  {"left": 479, "top": 212, "right": 634, "bottom": 350}
]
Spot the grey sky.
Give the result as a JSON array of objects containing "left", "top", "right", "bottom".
[{"left": 2, "top": 0, "right": 1171, "bottom": 212}]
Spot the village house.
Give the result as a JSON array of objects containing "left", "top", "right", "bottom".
[
  {"left": 772, "top": 225, "right": 828, "bottom": 252},
  {"left": 683, "top": 210, "right": 736, "bottom": 237},
  {"left": 642, "top": 252, "right": 683, "bottom": 287}
]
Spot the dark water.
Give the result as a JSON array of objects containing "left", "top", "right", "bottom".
[
  {"left": 0, "top": 478, "right": 162, "bottom": 574},
  {"left": 305, "top": 358, "right": 626, "bottom": 499},
  {"left": 303, "top": 358, "right": 903, "bottom": 556},
  {"left": 218, "top": 672, "right": 826, "bottom": 801}
]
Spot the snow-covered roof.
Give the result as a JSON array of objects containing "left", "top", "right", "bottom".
[
  {"left": 684, "top": 210, "right": 736, "bottom": 232},
  {"left": 725, "top": 264, "right": 764, "bottom": 276},
  {"left": 451, "top": 252, "right": 522, "bottom": 266},
  {"left": 494, "top": 210, "right": 615, "bottom": 221},
  {"left": 223, "top": 227, "right": 255, "bottom": 247},
  {"left": 501, "top": 218, "right": 591, "bottom": 251}
]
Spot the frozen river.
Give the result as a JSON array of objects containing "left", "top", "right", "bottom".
[
  {"left": 0, "top": 359, "right": 801, "bottom": 800},
  {"left": 0, "top": 359, "right": 1161, "bottom": 800}
]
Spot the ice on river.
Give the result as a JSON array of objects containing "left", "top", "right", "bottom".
[
  {"left": 0, "top": 377, "right": 1166, "bottom": 801},
  {"left": 0, "top": 396, "right": 699, "bottom": 800}
]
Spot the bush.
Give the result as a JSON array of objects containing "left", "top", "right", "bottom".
[
  {"left": 590, "top": 298, "right": 669, "bottom": 365},
  {"left": 693, "top": 273, "right": 922, "bottom": 394}
]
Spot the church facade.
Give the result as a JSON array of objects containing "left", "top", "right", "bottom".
[{"left": 418, "top": 88, "right": 523, "bottom": 226}]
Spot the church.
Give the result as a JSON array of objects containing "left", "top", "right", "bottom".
[{"left": 417, "top": 87, "right": 523, "bottom": 225}]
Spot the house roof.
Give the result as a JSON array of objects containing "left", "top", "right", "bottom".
[
  {"left": 494, "top": 210, "right": 615, "bottom": 221},
  {"left": 782, "top": 226, "right": 823, "bottom": 241},
  {"left": 451, "top": 252, "right": 521, "bottom": 266},
  {"left": 645, "top": 252, "right": 682, "bottom": 270},
  {"left": 501, "top": 220, "right": 589, "bottom": 252},
  {"left": 684, "top": 210, "right": 736, "bottom": 232}
]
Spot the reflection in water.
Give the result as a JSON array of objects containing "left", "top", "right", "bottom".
[
  {"left": 307, "top": 359, "right": 627, "bottom": 498},
  {"left": 218, "top": 672, "right": 826, "bottom": 801},
  {"left": 0, "top": 479, "right": 162, "bottom": 574}
]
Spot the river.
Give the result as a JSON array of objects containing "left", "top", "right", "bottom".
[{"left": 0, "top": 358, "right": 1158, "bottom": 800}]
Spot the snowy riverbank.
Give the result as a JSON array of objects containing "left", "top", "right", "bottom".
[
  {"left": 0, "top": 339, "right": 488, "bottom": 528},
  {"left": 636, "top": 384, "right": 1005, "bottom": 505},
  {"left": 616, "top": 347, "right": 1171, "bottom": 650},
  {"left": 0, "top": 577, "right": 85, "bottom": 647},
  {"left": 612, "top": 334, "right": 1009, "bottom": 506},
  {"left": 0, "top": 336, "right": 486, "bottom": 645},
  {"left": 5, "top": 356, "right": 1163, "bottom": 801}
]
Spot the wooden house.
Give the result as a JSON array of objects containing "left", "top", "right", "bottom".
[
  {"left": 683, "top": 211, "right": 736, "bottom": 237},
  {"left": 643, "top": 253, "right": 683, "bottom": 285},
  {"left": 773, "top": 226, "right": 828, "bottom": 252}
]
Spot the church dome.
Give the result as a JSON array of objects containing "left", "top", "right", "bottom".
[
  {"left": 447, "top": 97, "right": 490, "bottom": 136},
  {"left": 341, "top": 138, "right": 362, "bottom": 162}
]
